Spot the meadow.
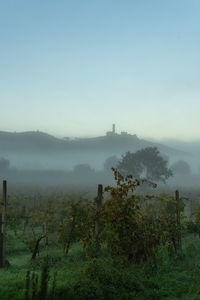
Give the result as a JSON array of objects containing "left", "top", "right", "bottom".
[{"left": 1, "top": 170, "right": 200, "bottom": 300}]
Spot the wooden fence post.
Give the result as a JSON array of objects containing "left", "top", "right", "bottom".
[
  {"left": 0, "top": 180, "right": 7, "bottom": 267},
  {"left": 175, "top": 190, "right": 181, "bottom": 250},
  {"left": 95, "top": 184, "right": 103, "bottom": 254},
  {"left": 190, "top": 199, "right": 193, "bottom": 218}
]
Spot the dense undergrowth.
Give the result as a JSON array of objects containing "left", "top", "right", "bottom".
[
  {"left": 1, "top": 234, "right": 200, "bottom": 299},
  {"left": 1, "top": 169, "right": 200, "bottom": 299}
]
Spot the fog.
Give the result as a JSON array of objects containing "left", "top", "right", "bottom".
[{"left": 0, "top": 130, "right": 200, "bottom": 190}]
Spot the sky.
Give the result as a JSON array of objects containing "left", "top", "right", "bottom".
[{"left": 0, "top": 0, "right": 200, "bottom": 140}]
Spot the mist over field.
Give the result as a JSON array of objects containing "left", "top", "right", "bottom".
[{"left": 0, "top": 128, "right": 199, "bottom": 189}]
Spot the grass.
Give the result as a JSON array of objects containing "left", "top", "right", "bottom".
[{"left": 1, "top": 231, "right": 200, "bottom": 299}]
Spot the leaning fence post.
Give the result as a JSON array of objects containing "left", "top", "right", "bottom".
[
  {"left": 95, "top": 184, "right": 103, "bottom": 255},
  {"left": 175, "top": 190, "right": 181, "bottom": 250},
  {"left": 0, "top": 180, "right": 7, "bottom": 267}
]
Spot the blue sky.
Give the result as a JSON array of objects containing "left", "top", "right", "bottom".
[{"left": 0, "top": 0, "right": 200, "bottom": 140}]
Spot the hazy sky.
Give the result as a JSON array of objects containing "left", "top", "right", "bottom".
[{"left": 1, "top": 0, "right": 200, "bottom": 140}]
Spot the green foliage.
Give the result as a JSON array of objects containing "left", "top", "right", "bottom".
[
  {"left": 1, "top": 204, "right": 200, "bottom": 300},
  {"left": 102, "top": 168, "right": 181, "bottom": 262},
  {"left": 57, "top": 198, "right": 95, "bottom": 255},
  {"left": 3, "top": 173, "right": 200, "bottom": 299},
  {"left": 24, "top": 258, "right": 56, "bottom": 300},
  {"left": 186, "top": 204, "right": 200, "bottom": 237},
  {"left": 117, "top": 147, "right": 172, "bottom": 182},
  {"left": 23, "top": 236, "right": 38, "bottom": 254},
  {"left": 7, "top": 198, "right": 26, "bottom": 236},
  {"left": 67, "top": 257, "right": 142, "bottom": 300}
]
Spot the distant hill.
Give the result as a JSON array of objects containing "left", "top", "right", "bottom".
[
  {"left": 0, "top": 130, "right": 185, "bottom": 155},
  {"left": 0, "top": 131, "right": 65, "bottom": 153},
  {"left": 160, "top": 139, "right": 200, "bottom": 154},
  {"left": 0, "top": 131, "right": 187, "bottom": 170}
]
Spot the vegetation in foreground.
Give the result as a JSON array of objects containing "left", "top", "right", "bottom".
[
  {"left": 1, "top": 235, "right": 200, "bottom": 299},
  {"left": 1, "top": 168, "right": 200, "bottom": 299}
]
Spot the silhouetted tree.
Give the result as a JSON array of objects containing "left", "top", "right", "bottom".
[
  {"left": 104, "top": 155, "right": 119, "bottom": 172},
  {"left": 73, "top": 164, "right": 95, "bottom": 175},
  {"left": 117, "top": 147, "right": 172, "bottom": 182},
  {"left": 0, "top": 158, "right": 10, "bottom": 173},
  {"left": 171, "top": 160, "right": 191, "bottom": 176}
]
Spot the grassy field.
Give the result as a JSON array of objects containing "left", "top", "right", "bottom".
[
  {"left": 1, "top": 230, "right": 200, "bottom": 300},
  {"left": 1, "top": 178, "right": 200, "bottom": 300}
]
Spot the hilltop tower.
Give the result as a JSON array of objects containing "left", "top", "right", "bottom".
[
  {"left": 112, "top": 124, "right": 115, "bottom": 134},
  {"left": 106, "top": 124, "right": 117, "bottom": 136}
]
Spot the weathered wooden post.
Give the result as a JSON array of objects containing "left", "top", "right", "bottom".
[
  {"left": 190, "top": 199, "right": 193, "bottom": 218},
  {"left": 0, "top": 180, "right": 7, "bottom": 267},
  {"left": 175, "top": 190, "right": 181, "bottom": 250},
  {"left": 95, "top": 184, "right": 103, "bottom": 255}
]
